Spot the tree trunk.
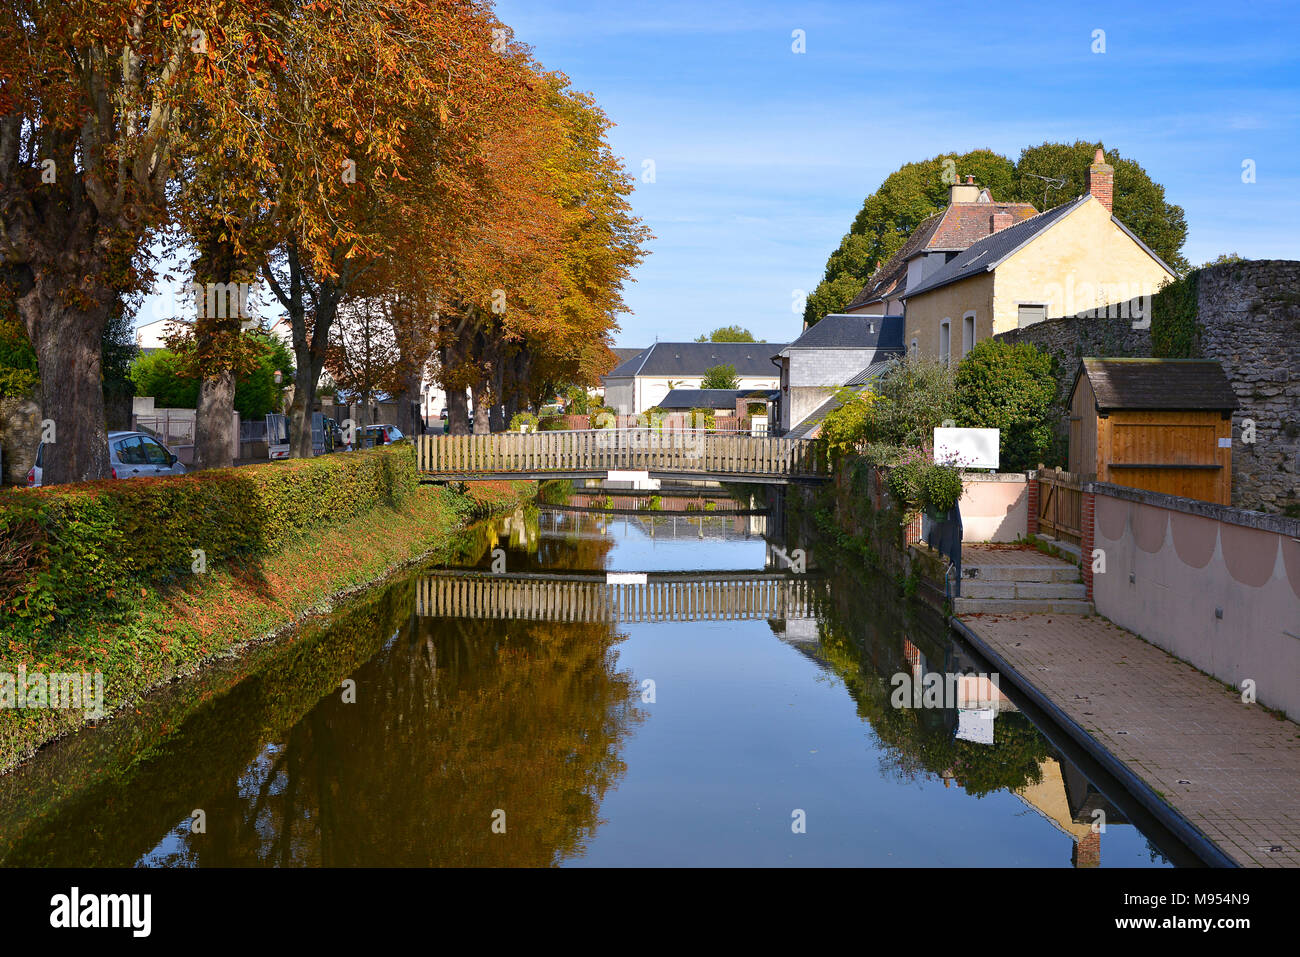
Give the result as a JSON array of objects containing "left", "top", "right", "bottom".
[
  {"left": 20, "top": 286, "right": 111, "bottom": 485},
  {"left": 470, "top": 382, "right": 491, "bottom": 434},
  {"left": 488, "top": 361, "right": 506, "bottom": 432},
  {"left": 446, "top": 387, "right": 470, "bottom": 436},
  {"left": 194, "top": 372, "right": 237, "bottom": 469},
  {"left": 395, "top": 366, "right": 422, "bottom": 437}
]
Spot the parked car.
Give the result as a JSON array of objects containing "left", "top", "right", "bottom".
[
  {"left": 26, "top": 431, "right": 187, "bottom": 488},
  {"left": 358, "top": 424, "right": 404, "bottom": 447}
]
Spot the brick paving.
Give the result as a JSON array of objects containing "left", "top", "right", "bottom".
[
  {"left": 962, "top": 544, "right": 1075, "bottom": 568},
  {"left": 957, "top": 612, "right": 1300, "bottom": 868}
]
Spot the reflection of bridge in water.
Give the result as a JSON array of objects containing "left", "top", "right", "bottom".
[
  {"left": 538, "top": 507, "right": 769, "bottom": 542},
  {"left": 417, "top": 570, "right": 827, "bottom": 623}
]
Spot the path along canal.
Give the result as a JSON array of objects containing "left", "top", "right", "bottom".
[{"left": 0, "top": 484, "right": 1199, "bottom": 866}]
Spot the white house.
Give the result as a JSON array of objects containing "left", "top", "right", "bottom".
[
  {"left": 774, "top": 313, "right": 904, "bottom": 437},
  {"left": 601, "top": 341, "right": 786, "bottom": 415}
]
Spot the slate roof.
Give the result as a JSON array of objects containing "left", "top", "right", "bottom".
[
  {"left": 782, "top": 314, "right": 904, "bottom": 352},
  {"left": 1074, "top": 358, "right": 1238, "bottom": 413},
  {"left": 612, "top": 347, "right": 646, "bottom": 365},
  {"left": 904, "top": 196, "right": 1089, "bottom": 298},
  {"left": 845, "top": 193, "right": 1038, "bottom": 311},
  {"left": 604, "top": 341, "right": 785, "bottom": 378},
  {"left": 844, "top": 213, "right": 943, "bottom": 311},
  {"left": 786, "top": 394, "right": 842, "bottom": 439},
  {"left": 844, "top": 353, "right": 900, "bottom": 386},
  {"left": 659, "top": 389, "right": 760, "bottom": 410}
]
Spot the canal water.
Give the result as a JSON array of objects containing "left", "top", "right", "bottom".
[{"left": 0, "top": 484, "right": 1183, "bottom": 867}]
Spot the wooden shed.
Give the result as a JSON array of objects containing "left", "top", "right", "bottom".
[{"left": 1068, "top": 358, "right": 1237, "bottom": 504}]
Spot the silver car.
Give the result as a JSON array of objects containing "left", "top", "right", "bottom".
[{"left": 27, "top": 431, "right": 188, "bottom": 487}]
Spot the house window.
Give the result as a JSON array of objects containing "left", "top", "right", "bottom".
[
  {"left": 939, "top": 319, "right": 951, "bottom": 367},
  {"left": 962, "top": 312, "right": 976, "bottom": 357},
  {"left": 1018, "top": 304, "right": 1047, "bottom": 328}
]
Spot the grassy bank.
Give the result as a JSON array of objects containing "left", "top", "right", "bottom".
[{"left": 0, "top": 448, "right": 534, "bottom": 772}]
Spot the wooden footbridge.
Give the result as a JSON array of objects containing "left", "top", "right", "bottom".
[
  {"left": 416, "top": 430, "right": 829, "bottom": 484},
  {"left": 416, "top": 569, "right": 827, "bottom": 623}
]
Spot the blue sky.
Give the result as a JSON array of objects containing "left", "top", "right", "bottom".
[{"left": 494, "top": 0, "right": 1300, "bottom": 347}]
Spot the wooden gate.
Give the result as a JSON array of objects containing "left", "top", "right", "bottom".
[{"left": 1036, "top": 466, "right": 1084, "bottom": 546}]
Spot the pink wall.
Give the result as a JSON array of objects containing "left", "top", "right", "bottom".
[
  {"left": 959, "top": 475, "right": 1028, "bottom": 543},
  {"left": 1091, "top": 485, "right": 1300, "bottom": 721}
]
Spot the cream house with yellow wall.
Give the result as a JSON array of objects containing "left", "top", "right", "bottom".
[{"left": 902, "top": 151, "right": 1176, "bottom": 363}]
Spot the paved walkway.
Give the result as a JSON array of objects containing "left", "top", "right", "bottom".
[
  {"left": 961, "top": 543, "right": 1077, "bottom": 569},
  {"left": 955, "top": 612, "right": 1300, "bottom": 867}
]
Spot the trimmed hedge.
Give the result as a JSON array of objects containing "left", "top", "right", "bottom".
[{"left": 0, "top": 444, "right": 416, "bottom": 638}]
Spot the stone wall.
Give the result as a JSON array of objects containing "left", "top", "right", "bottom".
[
  {"left": 994, "top": 311, "right": 1153, "bottom": 416},
  {"left": 0, "top": 395, "right": 42, "bottom": 486},
  {"left": 995, "top": 260, "right": 1299, "bottom": 515},
  {"left": 1193, "top": 260, "right": 1300, "bottom": 515}
]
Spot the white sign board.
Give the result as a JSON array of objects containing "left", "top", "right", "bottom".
[{"left": 933, "top": 427, "right": 999, "bottom": 470}]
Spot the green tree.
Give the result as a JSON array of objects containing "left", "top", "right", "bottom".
[
  {"left": 870, "top": 357, "right": 960, "bottom": 447},
  {"left": 694, "top": 325, "right": 761, "bottom": 342},
  {"left": 805, "top": 143, "right": 1190, "bottom": 326},
  {"left": 804, "top": 150, "right": 1015, "bottom": 325},
  {"left": 1011, "top": 141, "right": 1189, "bottom": 273},
  {"left": 700, "top": 364, "right": 740, "bottom": 390},
  {"left": 129, "top": 333, "right": 294, "bottom": 419},
  {"left": 130, "top": 349, "right": 201, "bottom": 409},
  {"left": 955, "top": 340, "right": 1059, "bottom": 471},
  {"left": 234, "top": 334, "right": 296, "bottom": 419}
]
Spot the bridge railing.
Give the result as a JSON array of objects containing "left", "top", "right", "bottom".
[{"left": 417, "top": 429, "right": 828, "bottom": 478}]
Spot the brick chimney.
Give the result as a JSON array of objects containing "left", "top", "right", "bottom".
[
  {"left": 1086, "top": 148, "right": 1114, "bottom": 212},
  {"left": 990, "top": 209, "right": 1014, "bottom": 233}
]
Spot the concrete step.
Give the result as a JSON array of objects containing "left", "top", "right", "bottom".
[
  {"left": 960, "top": 581, "right": 1016, "bottom": 599},
  {"left": 953, "top": 597, "right": 1095, "bottom": 616},
  {"left": 960, "top": 580, "right": 1087, "bottom": 600},
  {"left": 1034, "top": 536, "right": 1083, "bottom": 565},
  {"left": 961, "top": 564, "right": 1081, "bottom": 584},
  {"left": 1013, "top": 581, "right": 1088, "bottom": 600}
]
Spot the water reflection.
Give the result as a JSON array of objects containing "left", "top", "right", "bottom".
[{"left": 0, "top": 482, "right": 1178, "bottom": 867}]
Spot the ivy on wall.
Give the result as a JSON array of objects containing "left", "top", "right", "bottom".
[{"left": 1151, "top": 269, "right": 1202, "bottom": 358}]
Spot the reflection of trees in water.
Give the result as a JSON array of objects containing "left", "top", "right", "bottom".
[
  {"left": 814, "top": 566, "right": 1051, "bottom": 798},
  {"left": 181, "top": 611, "right": 639, "bottom": 866},
  {"left": 3, "top": 560, "right": 640, "bottom": 867}
]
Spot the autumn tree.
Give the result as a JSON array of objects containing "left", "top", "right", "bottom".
[
  {"left": 434, "top": 70, "right": 649, "bottom": 434},
  {"left": 0, "top": 1, "right": 247, "bottom": 483}
]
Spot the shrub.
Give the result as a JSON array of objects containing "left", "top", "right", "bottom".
[
  {"left": 871, "top": 357, "right": 960, "bottom": 446},
  {"left": 688, "top": 407, "right": 716, "bottom": 429},
  {"left": 816, "top": 357, "right": 959, "bottom": 460},
  {"left": 537, "top": 415, "right": 568, "bottom": 432},
  {"left": 818, "top": 389, "right": 880, "bottom": 459},
  {"left": 879, "top": 445, "right": 963, "bottom": 515},
  {"left": 0, "top": 444, "right": 417, "bottom": 641},
  {"left": 563, "top": 385, "right": 591, "bottom": 415},
  {"left": 509, "top": 411, "right": 539, "bottom": 432},
  {"left": 955, "top": 339, "right": 1059, "bottom": 471}
]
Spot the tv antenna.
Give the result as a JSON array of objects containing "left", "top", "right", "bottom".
[{"left": 1024, "top": 172, "right": 1066, "bottom": 209}]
